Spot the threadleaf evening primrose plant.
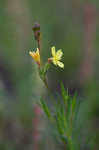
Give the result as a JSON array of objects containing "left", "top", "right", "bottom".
[
  {"left": 29, "top": 23, "right": 92, "bottom": 150},
  {"left": 29, "top": 23, "right": 84, "bottom": 150}
]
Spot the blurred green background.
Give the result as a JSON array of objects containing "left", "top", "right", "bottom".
[{"left": 0, "top": 0, "right": 99, "bottom": 149}]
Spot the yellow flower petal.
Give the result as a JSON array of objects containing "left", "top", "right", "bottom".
[
  {"left": 57, "top": 61, "right": 64, "bottom": 68},
  {"left": 52, "top": 59, "right": 57, "bottom": 65},
  {"left": 51, "top": 46, "right": 56, "bottom": 57},
  {"left": 29, "top": 48, "right": 40, "bottom": 65},
  {"left": 29, "top": 51, "right": 35, "bottom": 58},
  {"left": 56, "top": 49, "right": 63, "bottom": 60},
  {"left": 36, "top": 48, "right": 40, "bottom": 63},
  {"left": 36, "top": 48, "right": 40, "bottom": 55}
]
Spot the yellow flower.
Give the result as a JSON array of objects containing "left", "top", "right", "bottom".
[
  {"left": 29, "top": 48, "right": 40, "bottom": 65},
  {"left": 49, "top": 46, "right": 64, "bottom": 68}
]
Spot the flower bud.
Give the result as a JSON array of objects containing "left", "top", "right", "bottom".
[
  {"left": 32, "top": 23, "right": 40, "bottom": 40},
  {"left": 32, "top": 23, "right": 40, "bottom": 31}
]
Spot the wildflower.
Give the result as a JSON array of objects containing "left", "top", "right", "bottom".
[
  {"left": 48, "top": 46, "right": 64, "bottom": 68},
  {"left": 29, "top": 48, "right": 40, "bottom": 66}
]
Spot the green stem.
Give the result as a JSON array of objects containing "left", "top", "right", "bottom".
[
  {"left": 43, "top": 78, "right": 49, "bottom": 90},
  {"left": 68, "top": 137, "right": 75, "bottom": 150}
]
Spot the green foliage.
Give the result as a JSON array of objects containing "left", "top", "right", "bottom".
[
  {"left": 39, "top": 63, "right": 51, "bottom": 81},
  {"left": 40, "top": 99, "right": 52, "bottom": 120},
  {"left": 40, "top": 83, "right": 80, "bottom": 150}
]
